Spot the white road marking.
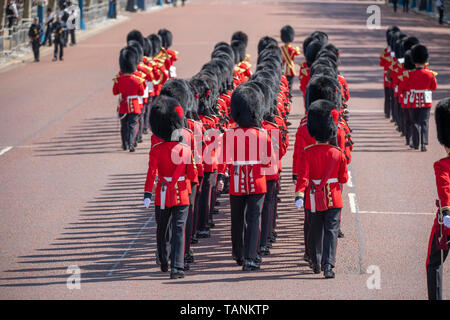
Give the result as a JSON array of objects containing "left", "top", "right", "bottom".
[
  {"left": 107, "top": 213, "right": 155, "bottom": 276},
  {"left": 347, "top": 170, "right": 354, "bottom": 187},
  {"left": 359, "top": 210, "right": 435, "bottom": 216},
  {"left": 348, "top": 192, "right": 357, "bottom": 213},
  {"left": 0, "top": 146, "right": 13, "bottom": 155}
]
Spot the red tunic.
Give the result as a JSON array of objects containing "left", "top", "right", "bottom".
[
  {"left": 144, "top": 141, "right": 198, "bottom": 207},
  {"left": 299, "top": 62, "right": 311, "bottom": 98},
  {"left": 218, "top": 127, "right": 276, "bottom": 195},
  {"left": 281, "top": 44, "right": 300, "bottom": 77},
  {"left": 187, "top": 119, "right": 205, "bottom": 178},
  {"left": 295, "top": 143, "right": 348, "bottom": 210},
  {"left": 293, "top": 116, "right": 316, "bottom": 177},
  {"left": 112, "top": 73, "right": 146, "bottom": 114},
  {"left": 403, "top": 67, "right": 437, "bottom": 108},
  {"left": 199, "top": 115, "right": 218, "bottom": 173},
  {"left": 262, "top": 120, "right": 287, "bottom": 181}
]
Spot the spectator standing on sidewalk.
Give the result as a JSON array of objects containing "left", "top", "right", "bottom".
[
  {"left": 392, "top": 0, "right": 398, "bottom": 12},
  {"left": 436, "top": 0, "right": 445, "bottom": 25},
  {"left": 28, "top": 17, "right": 43, "bottom": 62},
  {"left": 403, "top": 0, "right": 409, "bottom": 12},
  {"left": 5, "top": 0, "right": 19, "bottom": 30},
  {"left": 43, "top": 8, "right": 55, "bottom": 46},
  {"left": 52, "top": 15, "right": 66, "bottom": 61},
  {"left": 67, "top": 8, "right": 77, "bottom": 46}
]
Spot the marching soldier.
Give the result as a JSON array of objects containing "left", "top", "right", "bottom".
[
  {"left": 216, "top": 83, "right": 277, "bottom": 271},
  {"left": 426, "top": 97, "right": 450, "bottom": 300},
  {"left": 295, "top": 99, "right": 348, "bottom": 278},
  {"left": 403, "top": 44, "right": 437, "bottom": 151},
  {"left": 280, "top": 25, "right": 300, "bottom": 93},
  {"left": 143, "top": 95, "right": 198, "bottom": 279},
  {"left": 28, "top": 17, "right": 43, "bottom": 62},
  {"left": 112, "top": 47, "right": 146, "bottom": 152}
]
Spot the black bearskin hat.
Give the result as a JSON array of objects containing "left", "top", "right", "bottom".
[
  {"left": 386, "top": 26, "right": 400, "bottom": 42},
  {"left": 127, "top": 39, "right": 143, "bottom": 62},
  {"left": 231, "top": 83, "right": 264, "bottom": 128},
  {"left": 190, "top": 77, "right": 210, "bottom": 116},
  {"left": 143, "top": 37, "right": 153, "bottom": 57},
  {"left": 280, "top": 25, "right": 295, "bottom": 43},
  {"left": 403, "top": 36, "right": 419, "bottom": 52},
  {"left": 119, "top": 46, "right": 138, "bottom": 74},
  {"left": 148, "top": 34, "right": 162, "bottom": 57},
  {"left": 305, "top": 39, "right": 324, "bottom": 67},
  {"left": 435, "top": 98, "right": 450, "bottom": 149},
  {"left": 160, "top": 79, "right": 195, "bottom": 115},
  {"left": 307, "top": 99, "right": 337, "bottom": 143},
  {"left": 411, "top": 44, "right": 428, "bottom": 64},
  {"left": 150, "top": 95, "right": 185, "bottom": 142},
  {"left": 231, "top": 40, "right": 246, "bottom": 64},
  {"left": 158, "top": 28, "right": 173, "bottom": 48},
  {"left": 305, "top": 75, "right": 342, "bottom": 110},
  {"left": 231, "top": 31, "right": 248, "bottom": 48},
  {"left": 403, "top": 50, "right": 415, "bottom": 70},
  {"left": 311, "top": 31, "right": 328, "bottom": 45},
  {"left": 257, "top": 36, "right": 278, "bottom": 55},
  {"left": 302, "top": 36, "right": 314, "bottom": 57},
  {"left": 127, "top": 29, "right": 144, "bottom": 48}
]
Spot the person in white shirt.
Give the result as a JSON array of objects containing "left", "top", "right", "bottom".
[{"left": 67, "top": 9, "right": 77, "bottom": 46}]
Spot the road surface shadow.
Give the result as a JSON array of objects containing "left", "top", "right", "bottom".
[
  {"left": 0, "top": 168, "right": 315, "bottom": 287},
  {"left": 33, "top": 117, "right": 151, "bottom": 157}
]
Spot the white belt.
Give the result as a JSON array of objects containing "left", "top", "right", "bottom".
[
  {"left": 311, "top": 178, "right": 338, "bottom": 185},
  {"left": 410, "top": 90, "right": 432, "bottom": 104},
  {"left": 233, "top": 161, "right": 261, "bottom": 166},
  {"left": 127, "top": 95, "right": 143, "bottom": 106},
  {"left": 162, "top": 176, "right": 185, "bottom": 182},
  {"left": 146, "top": 81, "right": 154, "bottom": 93}
]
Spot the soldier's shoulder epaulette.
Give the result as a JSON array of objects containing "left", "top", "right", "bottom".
[
  {"left": 425, "top": 69, "right": 438, "bottom": 77},
  {"left": 330, "top": 145, "right": 343, "bottom": 152},
  {"left": 301, "top": 68, "right": 309, "bottom": 76},
  {"left": 303, "top": 144, "right": 316, "bottom": 151},
  {"left": 152, "top": 141, "right": 164, "bottom": 149}
]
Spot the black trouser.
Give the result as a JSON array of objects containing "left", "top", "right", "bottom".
[
  {"left": 69, "top": 29, "right": 76, "bottom": 45},
  {"left": 192, "top": 176, "right": 203, "bottom": 237},
  {"left": 45, "top": 26, "right": 52, "bottom": 45},
  {"left": 230, "top": 193, "right": 265, "bottom": 260},
  {"left": 155, "top": 205, "right": 189, "bottom": 270},
  {"left": 286, "top": 75, "right": 294, "bottom": 95},
  {"left": 384, "top": 87, "right": 391, "bottom": 118},
  {"left": 410, "top": 108, "right": 430, "bottom": 147},
  {"left": 54, "top": 37, "right": 64, "bottom": 60},
  {"left": 402, "top": 108, "right": 411, "bottom": 144},
  {"left": 272, "top": 180, "right": 280, "bottom": 233},
  {"left": 403, "top": 0, "right": 409, "bottom": 12},
  {"left": 119, "top": 113, "right": 139, "bottom": 148},
  {"left": 303, "top": 199, "right": 311, "bottom": 258},
  {"left": 136, "top": 112, "right": 144, "bottom": 142},
  {"left": 393, "top": 0, "right": 398, "bottom": 12},
  {"left": 260, "top": 180, "right": 276, "bottom": 248},
  {"left": 426, "top": 228, "right": 449, "bottom": 300},
  {"left": 143, "top": 99, "right": 151, "bottom": 132},
  {"left": 209, "top": 170, "right": 218, "bottom": 221},
  {"left": 31, "top": 39, "right": 40, "bottom": 61},
  {"left": 185, "top": 182, "right": 197, "bottom": 256},
  {"left": 198, "top": 171, "right": 214, "bottom": 232},
  {"left": 307, "top": 208, "right": 341, "bottom": 268},
  {"left": 438, "top": 8, "right": 444, "bottom": 24}
]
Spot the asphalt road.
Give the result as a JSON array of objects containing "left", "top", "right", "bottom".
[{"left": 0, "top": 0, "right": 449, "bottom": 299}]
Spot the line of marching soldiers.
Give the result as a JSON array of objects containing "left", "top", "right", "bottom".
[
  {"left": 112, "top": 26, "right": 354, "bottom": 280},
  {"left": 380, "top": 26, "right": 450, "bottom": 300},
  {"left": 379, "top": 26, "right": 438, "bottom": 152},
  {"left": 113, "top": 28, "right": 178, "bottom": 152},
  {"left": 284, "top": 28, "right": 353, "bottom": 279}
]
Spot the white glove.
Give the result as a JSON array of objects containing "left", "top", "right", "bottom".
[
  {"left": 443, "top": 215, "right": 450, "bottom": 228},
  {"left": 295, "top": 198, "right": 304, "bottom": 209},
  {"left": 144, "top": 198, "right": 151, "bottom": 209}
]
